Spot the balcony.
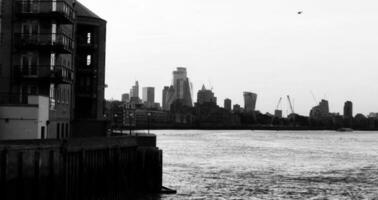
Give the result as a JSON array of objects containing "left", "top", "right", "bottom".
[
  {"left": 15, "top": 1, "right": 75, "bottom": 24},
  {"left": 14, "top": 33, "right": 73, "bottom": 53},
  {"left": 0, "top": 93, "right": 29, "bottom": 105},
  {"left": 14, "top": 65, "right": 73, "bottom": 84}
]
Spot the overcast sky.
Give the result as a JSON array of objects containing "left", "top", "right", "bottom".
[{"left": 79, "top": 0, "right": 378, "bottom": 116}]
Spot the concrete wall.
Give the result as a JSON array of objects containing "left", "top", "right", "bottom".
[
  {"left": 0, "top": 96, "right": 49, "bottom": 140},
  {"left": 0, "top": 135, "right": 162, "bottom": 200}
]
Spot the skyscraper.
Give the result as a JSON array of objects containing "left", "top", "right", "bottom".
[
  {"left": 172, "top": 67, "right": 193, "bottom": 107},
  {"left": 142, "top": 87, "right": 155, "bottom": 104},
  {"left": 224, "top": 98, "right": 232, "bottom": 111},
  {"left": 130, "top": 81, "right": 139, "bottom": 98},
  {"left": 344, "top": 101, "right": 353, "bottom": 118},
  {"left": 197, "top": 85, "right": 217, "bottom": 105},
  {"left": 243, "top": 92, "right": 257, "bottom": 112},
  {"left": 162, "top": 86, "right": 175, "bottom": 111}
]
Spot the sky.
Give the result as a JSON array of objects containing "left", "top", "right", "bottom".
[{"left": 79, "top": 0, "right": 378, "bottom": 116}]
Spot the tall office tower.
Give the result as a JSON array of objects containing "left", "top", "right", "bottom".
[
  {"left": 0, "top": 1, "right": 106, "bottom": 140},
  {"left": 142, "top": 87, "right": 155, "bottom": 104},
  {"left": 162, "top": 86, "right": 169, "bottom": 110},
  {"left": 121, "top": 93, "right": 130, "bottom": 103},
  {"left": 197, "top": 85, "right": 217, "bottom": 105},
  {"left": 130, "top": 81, "right": 139, "bottom": 98},
  {"left": 224, "top": 98, "right": 232, "bottom": 111},
  {"left": 74, "top": 1, "right": 107, "bottom": 121},
  {"left": 162, "top": 86, "right": 175, "bottom": 111},
  {"left": 243, "top": 92, "right": 258, "bottom": 112},
  {"left": 343, "top": 101, "right": 353, "bottom": 118},
  {"left": 172, "top": 67, "right": 193, "bottom": 107}
]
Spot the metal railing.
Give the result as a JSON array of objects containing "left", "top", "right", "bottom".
[
  {"left": 14, "top": 65, "right": 73, "bottom": 84},
  {"left": 15, "top": 1, "right": 75, "bottom": 23},
  {"left": 14, "top": 33, "right": 73, "bottom": 53},
  {"left": 0, "top": 93, "right": 30, "bottom": 105}
]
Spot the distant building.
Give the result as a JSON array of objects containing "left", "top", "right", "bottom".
[
  {"left": 310, "top": 99, "right": 330, "bottom": 120},
  {"left": 343, "top": 101, "right": 353, "bottom": 118},
  {"left": 130, "top": 81, "right": 139, "bottom": 98},
  {"left": 274, "top": 110, "right": 283, "bottom": 118},
  {"left": 368, "top": 113, "right": 378, "bottom": 119},
  {"left": 172, "top": 67, "right": 193, "bottom": 107},
  {"left": 224, "top": 98, "right": 232, "bottom": 111},
  {"left": 243, "top": 92, "right": 257, "bottom": 112},
  {"left": 196, "top": 85, "right": 217, "bottom": 105},
  {"left": 162, "top": 86, "right": 176, "bottom": 111},
  {"left": 122, "top": 93, "right": 130, "bottom": 103},
  {"left": 142, "top": 87, "right": 155, "bottom": 104},
  {"left": 233, "top": 104, "right": 242, "bottom": 113}
]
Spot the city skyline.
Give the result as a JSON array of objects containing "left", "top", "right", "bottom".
[{"left": 79, "top": 0, "right": 378, "bottom": 116}]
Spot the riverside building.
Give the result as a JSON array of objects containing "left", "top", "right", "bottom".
[{"left": 0, "top": 0, "right": 106, "bottom": 140}]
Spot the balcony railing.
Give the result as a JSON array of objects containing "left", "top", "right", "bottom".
[
  {"left": 15, "top": 1, "right": 75, "bottom": 24},
  {"left": 14, "top": 65, "right": 73, "bottom": 84},
  {"left": 0, "top": 93, "right": 29, "bottom": 105},
  {"left": 14, "top": 33, "right": 73, "bottom": 53}
]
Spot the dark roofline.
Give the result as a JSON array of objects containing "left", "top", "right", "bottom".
[{"left": 75, "top": 1, "right": 106, "bottom": 22}]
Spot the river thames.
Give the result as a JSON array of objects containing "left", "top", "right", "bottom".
[{"left": 150, "top": 130, "right": 378, "bottom": 200}]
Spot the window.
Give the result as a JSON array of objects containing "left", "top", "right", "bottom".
[
  {"left": 20, "top": 53, "right": 38, "bottom": 76},
  {"left": 49, "top": 84, "right": 55, "bottom": 110},
  {"left": 65, "top": 124, "right": 69, "bottom": 138},
  {"left": 86, "top": 55, "right": 91, "bottom": 66},
  {"left": 50, "top": 53, "right": 55, "bottom": 69},
  {"left": 61, "top": 124, "right": 64, "bottom": 138},
  {"left": 57, "top": 123, "right": 60, "bottom": 139},
  {"left": 87, "top": 32, "right": 91, "bottom": 44}
]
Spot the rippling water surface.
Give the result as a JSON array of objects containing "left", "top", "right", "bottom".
[{"left": 152, "top": 130, "right": 378, "bottom": 200}]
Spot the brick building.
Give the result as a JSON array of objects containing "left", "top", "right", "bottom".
[{"left": 0, "top": 0, "right": 106, "bottom": 140}]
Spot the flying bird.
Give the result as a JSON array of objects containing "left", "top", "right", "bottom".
[{"left": 297, "top": 11, "right": 303, "bottom": 15}]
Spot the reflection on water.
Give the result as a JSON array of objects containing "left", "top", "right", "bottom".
[{"left": 155, "top": 130, "right": 378, "bottom": 199}]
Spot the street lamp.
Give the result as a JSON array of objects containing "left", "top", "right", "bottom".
[{"left": 147, "top": 112, "right": 152, "bottom": 134}]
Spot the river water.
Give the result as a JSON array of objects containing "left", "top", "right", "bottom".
[{"left": 151, "top": 130, "right": 378, "bottom": 200}]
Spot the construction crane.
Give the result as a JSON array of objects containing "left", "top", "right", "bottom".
[
  {"left": 310, "top": 90, "right": 317, "bottom": 104},
  {"left": 287, "top": 95, "right": 295, "bottom": 114},
  {"left": 272, "top": 97, "right": 283, "bottom": 125},
  {"left": 275, "top": 97, "right": 282, "bottom": 110}
]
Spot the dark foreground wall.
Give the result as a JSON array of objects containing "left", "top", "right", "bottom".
[{"left": 0, "top": 135, "right": 162, "bottom": 200}]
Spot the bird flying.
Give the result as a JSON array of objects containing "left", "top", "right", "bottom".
[{"left": 297, "top": 11, "right": 303, "bottom": 14}]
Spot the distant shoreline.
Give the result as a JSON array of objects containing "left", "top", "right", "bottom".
[{"left": 120, "top": 126, "right": 378, "bottom": 131}]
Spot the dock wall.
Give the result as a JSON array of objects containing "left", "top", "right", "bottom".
[{"left": 0, "top": 134, "right": 162, "bottom": 200}]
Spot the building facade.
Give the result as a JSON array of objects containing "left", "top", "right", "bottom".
[
  {"left": 0, "top": 1, "right": 106, "bottom": 140},
  {"left": 162, "top": 85, "right": 175, "bottom": 111},
  {"left": 343, "top": 101, "right": 353, "bottom": 118},
  {"left": 310, "top": 99, "right": 330, "bottom": 120},
  {"left": 142, "top": 87, "right": 154, "bottom": 104},
  {"left": 224, "top": 98, "right": 231, "bottom": 112},
  {"left": 243, "top": 92, "right": 257, "bottom": 112},
  {"left": 121, "top": 93, "right": 129, "bottom": 103},
  {"left": 196, "top": 85, "right": 216, "bottom": 105},
  {"left": 74, "top": 1, "right": 106, "bottom": 121},
  {"left": 130, "top": 81, "right": 139, "bottom": 98},
  {"left": 172, "top": 67, "right": 192, "bottom": 107}
]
